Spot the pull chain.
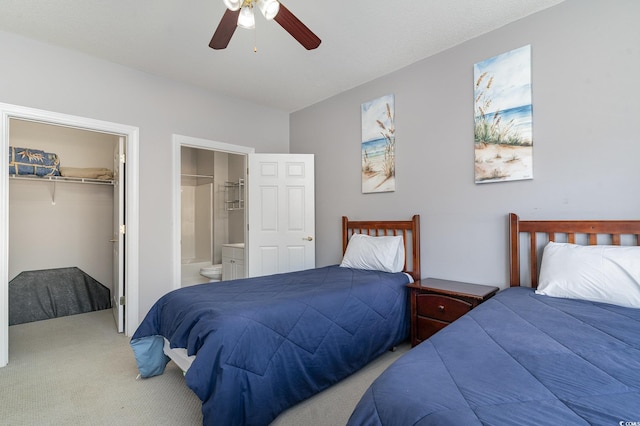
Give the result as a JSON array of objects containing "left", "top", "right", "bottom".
[{"left": 253, "top": 24, "right": 257, "bottom": 53}]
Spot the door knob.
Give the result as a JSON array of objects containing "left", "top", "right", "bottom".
[{"left": 303, "top": 236, "right": 313, "bottom": 241}]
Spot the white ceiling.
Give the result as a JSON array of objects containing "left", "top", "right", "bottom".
[{"left": 0, "top": 0, "right": 564, "bottom": 112}]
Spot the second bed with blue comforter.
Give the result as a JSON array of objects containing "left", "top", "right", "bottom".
[
  {"left": 347, "top": 286, "right": 640, "bottom": 425},
  {"left": 131, "top": 265, "right": 411, "bottom": 425}
]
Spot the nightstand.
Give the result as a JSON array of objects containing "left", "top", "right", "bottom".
[{"left": 407, "top": 278, "right": 499, "bottom": 347}]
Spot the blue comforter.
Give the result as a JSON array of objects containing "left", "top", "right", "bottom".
[
  {"left": 348, "top": 287, "right": 640, "bottom": 425},
  {"left": 131, "top": 265, "right": 410, "bottom": 425}
]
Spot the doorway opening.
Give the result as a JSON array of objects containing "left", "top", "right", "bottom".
[
  {"left": 1, "top": 103, "right": 140, "bottom": 367},
  {"left": 172, "top": 135, "right": 254, "bottom": 289},
  {"left": 8, "top": 119, "right": 119, "bottom": 326},
  {"left": 172, "top": 135, "right": 316, "bottom": 287}
]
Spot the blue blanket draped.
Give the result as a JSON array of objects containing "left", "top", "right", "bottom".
[
  {"left": 348, "top": 286, "right": 640, "bottom": 425},
  {"left": 131, "top": 265, "right": 410, "bottom": 425}
]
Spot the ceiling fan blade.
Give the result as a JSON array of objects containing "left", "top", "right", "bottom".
[
  {"left": 273, "top": 3, "right": 321, "bottom": 50},
  {"left": 209, "top": 8, "right": 240, "bottom": 50}
]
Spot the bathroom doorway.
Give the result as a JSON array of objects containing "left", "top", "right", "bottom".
[{"left": 173, "top": 135, "right": 253, "bottom": 288}]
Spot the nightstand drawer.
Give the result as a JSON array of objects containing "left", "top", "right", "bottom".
[
  {"left": 416, "top": 294, "right": 472, "bottom": 322},
  {"left": 416, "top": 317, "right": 448, "bottom": 341},
  {"left": 408, "top": 278, "right": 499, "bottom": 347}
]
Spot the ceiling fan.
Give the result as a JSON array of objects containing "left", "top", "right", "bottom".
[{"left": 209, "top": 0, "right": 321, "bottom": 51}]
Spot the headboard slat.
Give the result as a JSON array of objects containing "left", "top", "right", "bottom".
[
  {"left": 530, "top": 233, "right": 538, "bottom": 288},
  {"left": 342, "top": 215, "right": 421, "bottom": 281},
  {"left": 509, "top": 213, "right": 640, "bottom": 288}
]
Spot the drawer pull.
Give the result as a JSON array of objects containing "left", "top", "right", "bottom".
[{"left": 438, "top": 305, "right": 445, "bottom": 312}]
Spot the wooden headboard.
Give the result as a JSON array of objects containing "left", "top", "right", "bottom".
[
  {"left": 509, "top": 212, "right": 640, "bottom": 288},
  {"left": 342, "top": 215, "right": 421, "bottom": 281}
]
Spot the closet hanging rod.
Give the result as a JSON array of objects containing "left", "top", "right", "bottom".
[{"left": 9, "top": 174, "right": 114, "bottom": 186}]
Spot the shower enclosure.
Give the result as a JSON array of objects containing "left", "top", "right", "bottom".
[{"left": 181, "top": 179, "right": 214, "bottom": 285}]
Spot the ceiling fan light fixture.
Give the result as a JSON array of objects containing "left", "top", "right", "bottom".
[
  {"left": 223, "top": 0, "right": 242, "bottom": 12},
  {"left": 257, "top": 0, "right": 280, "bottom": 20},
  {"left": 210, "top": 0, "right": 321, "bottom": 51},
  {"left": 237, "top": 5, "right": 255, "bottom": 29}
]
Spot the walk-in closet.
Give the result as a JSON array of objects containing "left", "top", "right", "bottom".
[{"left": 8, "top": 118, "right": 119, "bottom": 326}]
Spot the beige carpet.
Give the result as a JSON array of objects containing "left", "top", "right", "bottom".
[{"left": 1, "top": 309, "right": 408, "bottom": 425}]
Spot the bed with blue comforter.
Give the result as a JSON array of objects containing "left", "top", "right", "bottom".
[
  {"left": 132, "top": 265, "right": 411, "bottom": 425},
  {"left": 348, "top": 286, "right": 640, "bottom": 425},
  {"left": 348, "top": 213, "right": 640, "bottom": 425}
]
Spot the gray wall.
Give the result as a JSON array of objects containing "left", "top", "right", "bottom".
[
  {"left": 290, "top": 0, "right": 640, "bottom": 288},
  {"left": 0, "top": 30, "right": 289, "bottom": 320}
]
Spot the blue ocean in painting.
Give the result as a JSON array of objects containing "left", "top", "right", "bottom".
[
  {"left": 477, "top": 104, "right": 533, "bottom": 142},
  {"left": 361, "top": 138, "right": 389, "bottom": 159}
]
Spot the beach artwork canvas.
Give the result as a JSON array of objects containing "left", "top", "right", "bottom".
[
  {"left": 474, "top": 45, "right": 533, "bottom": 183},
  {"left": 361, "top": 94, "right": 395, "bottom": 193}
]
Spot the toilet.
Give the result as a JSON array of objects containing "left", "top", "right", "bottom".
[{"left": 200, "top": 264, "right": 223, "bottom": 281}]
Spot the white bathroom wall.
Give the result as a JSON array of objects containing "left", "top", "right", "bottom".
[
  {"left": 194, "top": 183, "right": 213, "bottom": 261},
  {"left": 213, "top": 151, "right": 229, "bottom": 265},
  {"left": 180, "top": 184, "right": 196, "bottom": 261},
  {"left": 180, "top": 146, "right": 197, "bottom": 262},
  {"left": 181, "top": 146, "right": 214, "bottom": 264},
  {"left": 227, "top": 153, "right": 246, "bottom": 244}
]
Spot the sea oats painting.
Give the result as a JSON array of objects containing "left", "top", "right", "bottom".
[
  {"left": 474, "top": 45, "right": 533, "bottom": 183},
  {"left": 361, "top": 94, "right": 395, "bottom": 193}
]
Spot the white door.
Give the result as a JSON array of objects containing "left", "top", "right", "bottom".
[
  {"left": 248, "top": 153, "right": 315, "bottom": 277},
  {"left": 112, "top": 137, "right": 125, "bottom": 333}
]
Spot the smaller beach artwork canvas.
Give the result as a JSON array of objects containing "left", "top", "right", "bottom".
[
  {"left": 361, "top": 94, "right": 395, "bottom": 193},
  {"left": 474, "top": 44, "right": 533, "bottom": 183}
]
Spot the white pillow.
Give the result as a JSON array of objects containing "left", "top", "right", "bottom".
[
  {"left": 339, "top": 233, "right": 405, "bottom": 273},
  {"left": 536, "top": 241, "right": 640, "bottom": 308}
]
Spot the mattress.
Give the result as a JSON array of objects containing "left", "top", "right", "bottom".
[
  {"left": 131, "top": 265, "right": 411, "bottom": 425},
  {"left": 348, "top": 287, "right": 640, "bottom": 425}
]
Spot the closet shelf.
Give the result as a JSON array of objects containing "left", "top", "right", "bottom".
[
  {"left": 10, "top": 174, "right": 114, "bottom": 205},
  {"left": 10, "top": 174, "right": 114, "bottom": 185}
]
